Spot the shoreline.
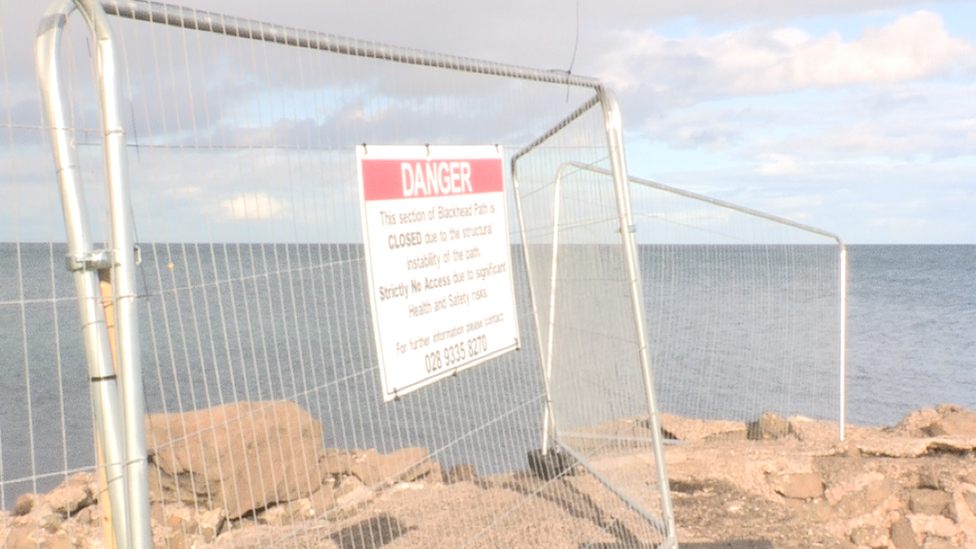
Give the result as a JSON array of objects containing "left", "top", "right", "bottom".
[{"left": 3, "top": 403, "right": 976, "bottom": 548}]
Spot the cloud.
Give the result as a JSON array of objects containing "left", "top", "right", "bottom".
[
  {"left": 183, "top": 0, "right": 958, "bottom": 69},
  {"left": 756, "top": 154, "right": 801, "bottom": 176},
  {"left": 731, "top": 84, "right": 976, "bottom": 163},
  {"left": 218, "top": 193, "right": 290, "bottom": 221},
  {"left": 598, "top": 11, "right": 974, "bottom": 99},
  {"left": 651, "top": 158, "right": 976, "bottom": 243},
  {"left": 612, "top": 11, "right": 976, "bottom": 172},
  {"left": 6, "top": 0, "right": 973, "bottom": 244},
  {"left": 726, "top": 12, "right": 972, "bottom": 91}
]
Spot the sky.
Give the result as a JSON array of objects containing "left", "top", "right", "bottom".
[{"left": 3, "top": 0, "right": 975, "bottom": 243}]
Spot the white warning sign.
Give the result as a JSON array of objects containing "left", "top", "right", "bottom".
[{"left": 357, "top": 145, "right": 520, "bottom": 401}]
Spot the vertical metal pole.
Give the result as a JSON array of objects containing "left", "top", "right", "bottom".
[
  {"left": 839, "top": 244, "right": 848, "bottom": 441},
  {"left": 511, "top": 167, "right": 559, "bottom": 454},
  {"left": 70, "top": 1, "right": 153, "bottom": 547},
  {"left": 599, "top": 87, "right": 677, "bottom": 544},
  {"left": 538, "top": 174, "right": 565, "bottom": 454},
  {"left": 35, "top": 3, "right": 130, "bottom": 548}
]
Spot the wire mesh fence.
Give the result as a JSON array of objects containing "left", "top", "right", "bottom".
[
  {"left": 3, "top": 1, "right": 846, "bottom": 548},
  {"left": 531, "top": 163, "right": 845, "bottom": 430},
  {"left": 5, "top": 1, "right": 677, "bottom": 548},
  {"left": 626, "top": 174, "right": 845, "bottom": 428},
  {"left": 1, "top": 0, "right": 104, "bottom": 514},
  {"left": 511, "top": 159, "right": 845, "bottom": 545}
]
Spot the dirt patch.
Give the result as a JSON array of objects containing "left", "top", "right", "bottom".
[{"left": 671, "top": 478, "right": 842, "bottom": 548}]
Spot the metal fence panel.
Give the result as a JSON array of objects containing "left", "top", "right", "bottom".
[
  {"left": 1, "top": 0, "right": 107, "bottom": 514},
  {"left": 511, "top": 156, "right": 844, "bottom": 546},
  {"left": 6, "top": 0, "right": 845, "bottom": 547},
  {"left": 625, "top": 173, "right": 845, "bottom": 428},
  {"left": 10, "top": 1, "right": 678, "bottom": 548},
  {"left": 532, "top": 163, "right": 845, "bottom": 430},
  {"left": 512, "top": 111, "right": 676, "bottom": 537}
]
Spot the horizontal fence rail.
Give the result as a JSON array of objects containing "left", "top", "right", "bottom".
[{"left": 100, "top": 0, "right": 603, "bottom": 88}]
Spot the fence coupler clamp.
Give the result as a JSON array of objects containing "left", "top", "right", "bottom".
[
  {"left": 65, "top": 250, "right": 113, "bottom": 272},
  {"left": 65, "top": 246, "right": 141, "bottom": 272}
]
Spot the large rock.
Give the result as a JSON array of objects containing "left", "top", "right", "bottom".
[
  {"left": 895, "top": 405, "right": 976, "bottom": 438},
  {"left": 895, "top": 408, "right": 943, "bottom": 437},
  {"left": 926, "top": 405, "right": 976, "bottom": 437},
  {"left": 855, "top": 435, "right": 976, "bottom": 458},
  {"left": 145, "top": 401, "right": 323, "bottom": 519},
  {"left": 45, "top": 472, "right": 96, "bottom": 516}
]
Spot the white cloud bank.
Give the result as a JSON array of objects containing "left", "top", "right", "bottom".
[
  {"left": 598, "top": 11, "right": 974, "bottom": 98},
  {"left": 756, "top": 154, "right": 801, "bottom": 176},
  {"left": 219, "top": 193, "right": 290, "bottom": 221}
]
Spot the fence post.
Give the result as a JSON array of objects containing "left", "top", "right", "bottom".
[
  {"left": 539, "top": 173, "right": 566, "bottom": 455},
  {"left": 598, "top": 87, "right": 678, "bottom": 545},
  {"left": 70, "top": 1, "right": 153, "bottom": 547},
  {"left": 35, "top": 2, "right": 130, "bottom": 548},
  {"left": 37, "top": 1, "right": 153, "bottom": 547},
  {"left": 510, "top": 161, "right": 560, "bottom": 456},
  {"left": 839, "top": 244, "right": 848, "bottom": 441}
]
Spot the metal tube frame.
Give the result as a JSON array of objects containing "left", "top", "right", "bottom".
[
  {"left": 539, "top": 160, "right": 646, "bottom": 455},
  {"left": 509, "top": 164, "right": 561, "bottom": 455},
  {"left": 99, "top": 0, "right": 602, "bottom": 88},
  {"left": 93, "top": 0, "right": 611, "bottom": 475},
  {"left": 36, "top": 1, "right": 152, "bottom": 548},
  {"left": 539, "top": 163, "right": 564, "bottom": 455},
  {"left": 598, "top": 88, "right": 676, "bottom": 541},
  {"left": 839, "top": 246, "right": 848, "bottom": 441},
  {"left": 35, "top": 4, "right": 131, "bottom": 547}
]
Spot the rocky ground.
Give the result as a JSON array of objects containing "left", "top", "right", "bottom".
[
  {"left": 659, "top": 405, "right": 976, "bottom": 548},
  {"left": 3, "top": 403, "right": 976, "bottom": 549}
]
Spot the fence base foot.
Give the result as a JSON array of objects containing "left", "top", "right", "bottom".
[{"left": 527, "top": 448, "right": 575, "bottom": 481}]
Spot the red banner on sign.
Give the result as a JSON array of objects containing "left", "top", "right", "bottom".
[{"left": 361, "top": 158, "right": 504, "bottom": 201}]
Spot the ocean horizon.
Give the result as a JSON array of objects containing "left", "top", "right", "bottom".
[{"left": 1, "top": 242, "right": 973, "bottom": 508}]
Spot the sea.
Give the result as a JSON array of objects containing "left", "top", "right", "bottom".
[{"left": 0, "top": 243, "right": 973, "bottom": 509}]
